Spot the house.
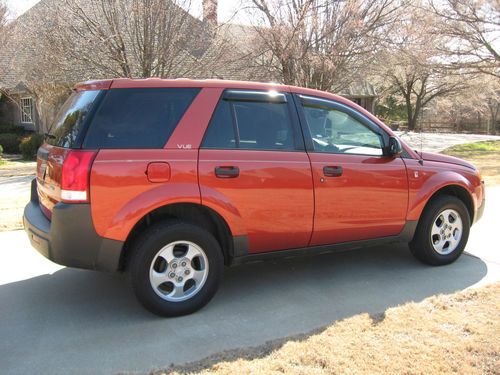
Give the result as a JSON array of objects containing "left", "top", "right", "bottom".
[
  {"left": 339, "top": 81, "right": 378, "bottom": 114},
  {"left": 0, "top": 0, "right": 378, "bottom": 132}
]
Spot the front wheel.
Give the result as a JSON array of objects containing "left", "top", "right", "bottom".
[
  {"left": 409, "top": 195, "right": 470, "bottom": 266},
  {"left": 130, "top": 221, "right": 224, "bottom": 316}
]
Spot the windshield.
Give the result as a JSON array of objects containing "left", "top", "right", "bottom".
[{"left": 48, "top": 90, "right": 101, "bottom": 148}]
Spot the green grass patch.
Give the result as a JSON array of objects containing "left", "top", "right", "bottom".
[
  {"left": 441, "top": 140, "right": 500, "bottom": 186},
  {"left": 443, "top": 140, "right": 500, "bottom": 154}
]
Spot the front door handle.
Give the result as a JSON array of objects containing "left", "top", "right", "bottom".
[
  {"left": 323, "top": 166, "right": 343, "bottom": 177},
  {"left": 215, "top": 166, "right": 240, "bottom": 178}
]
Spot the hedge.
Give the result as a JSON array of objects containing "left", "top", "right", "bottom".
[
  {"left": 19, "top": 133, "right": 44, "bottom": 160},
  {"left": 0, "top": 124, "right": 25, "bottom": 135},
  {"left": 0, "top": 133, "right": 21, "bottom": 154}
]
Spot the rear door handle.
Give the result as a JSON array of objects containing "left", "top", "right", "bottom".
[
  {"left": 215, "top": 166, "right": 239, "bottom": 178},
  {"left": 323, "top": 166, "right": 343, "bottom": 177}
]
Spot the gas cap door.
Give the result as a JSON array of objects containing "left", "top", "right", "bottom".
[{"left": 146, "top": 162, "right": 171, "bottom": 183}]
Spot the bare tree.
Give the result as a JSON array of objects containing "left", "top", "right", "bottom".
[
  {"left": 6, "top": 0, "right": 233, "bottom": 130},
  {"left": 430, "top": 0, "right": 500, "bottom": 78},
  {"left": 0, "top": 0, "right": 8, "bottom": 48},
  {"left": 375, "top": 6, "right": 468, "bottom": 131},
  {"left": 47, "top": 0, "right": 202, "bottom": 78},
  {"left": 247, "top": 0, "right": 405, "bottom": 91},
  {"left": 27, "top": 0, "right": 230, "bottom": 80}
]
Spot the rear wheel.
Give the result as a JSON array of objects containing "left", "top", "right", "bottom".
[
  {"left": 130, "top": 221, "right": 223, "bottom": 316},
  {"left": 409, "top": 195, "right": 470, "bottom": 266}
]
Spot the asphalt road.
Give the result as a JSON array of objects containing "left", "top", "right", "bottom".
[{"left": 0, "top": 186, "right": 499, "bottom": 375}]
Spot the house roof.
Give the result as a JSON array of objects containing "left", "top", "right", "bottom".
[
  {"left": 0, "top": 0, "right": 273, "bottom": 90},
  {"left": 0, "top": 0, "right": 376, "bottom": 99},
  {"left": 339, "top": 80, "right": 377, "bottom": 98}
]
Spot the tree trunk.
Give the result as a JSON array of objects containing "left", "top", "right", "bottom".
[{"left": 405, "top": 96, "right": 415, "bottom": 130}]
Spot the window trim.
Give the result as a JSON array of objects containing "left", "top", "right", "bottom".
[
  {"left": 223, "top": 89, "right": 287, "bottom": 103},
  {"left": 294, "top": 94, "right": 390, "bottom": 156},
  {"left": 20, "top": 96, "right": 34, "bottom": 124},
  {"left": 201, "top": 89, "right": 305, "bottom": 152}
]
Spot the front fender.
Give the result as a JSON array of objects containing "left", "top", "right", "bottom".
[{"left": 407, "top": 170, "right": 474, "bottom": 221}]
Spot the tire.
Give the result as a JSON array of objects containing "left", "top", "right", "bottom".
[
  {"left": 409, "top": 195, "right": 470, "bottom": 266},
  {"left": 130, "top": 221, "right": 224, "bottom": 317}
]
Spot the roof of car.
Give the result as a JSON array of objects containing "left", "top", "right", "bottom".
[{"left": 74, "top": 78, "right": 349, "bottom": 103}]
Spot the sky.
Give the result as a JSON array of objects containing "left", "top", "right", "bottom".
[{"left": 5, "top": 0, "right": 253, "bottom": 23}]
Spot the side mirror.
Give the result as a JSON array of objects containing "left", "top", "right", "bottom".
[{"left": 387, "top": 136, "right": 403, "bottom": 157}]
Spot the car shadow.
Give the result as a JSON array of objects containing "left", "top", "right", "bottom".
[{"left": 0, "top": 244, "right": 488, "bottom": 375}]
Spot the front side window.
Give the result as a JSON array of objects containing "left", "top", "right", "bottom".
[
  {"left": 303, "top": 104, "right": 383, "bottom": 156},
  {"left": 203, "top": 96, "right": 295, "bottom": 151}
]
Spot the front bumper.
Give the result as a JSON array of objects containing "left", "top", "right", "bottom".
[
  {"left": 473, "top": 194, "right": 485, "bottom": 225},
  {"left": 23, "top": 179, "right": 124, "bottom": 272}
]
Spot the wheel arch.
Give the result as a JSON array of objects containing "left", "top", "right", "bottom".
[
  {"left": 120, "top": 203, "right": 235, "bottom": 270},
  {"left": 420, "top": 184, "right": 474, "bottom": 226}
]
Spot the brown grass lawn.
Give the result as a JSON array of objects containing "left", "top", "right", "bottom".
[
  {"left": 442, "top": 140, "right": 500, "bottom": 186},
  {"left": 156, "top": 283, "right": 500, "bottom": 375},
  {"left": 0, "top": 159, "right": 35, "bottom": 231}
]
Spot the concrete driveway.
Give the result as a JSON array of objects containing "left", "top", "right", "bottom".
[{"left": 0, "top": 186, "right": 499, "bottom": 375}]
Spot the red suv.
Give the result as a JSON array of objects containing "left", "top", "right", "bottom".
[{"left": 24, "top": 79, "right": 485, "bottom": 316}]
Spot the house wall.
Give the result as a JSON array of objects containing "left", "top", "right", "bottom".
[
  {"left": 344, "top": 96, "right": 376, "bottom": 113},
  {"left": 0, "top": 93, "right": 38, "bottom": 131},
  {"left": 0, "top": 96, "right": 21, "bottom": 125}
]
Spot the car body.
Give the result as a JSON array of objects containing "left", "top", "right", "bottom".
[{"left": 23, "top": 78, "right": 485, "bottom": 316}]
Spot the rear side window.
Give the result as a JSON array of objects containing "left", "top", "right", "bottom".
[
  {"left": 83, "top": 88, "right": 199, "bottom": 149},
  {"left": 203, "top": 97, "right": 295, "bottom": 151},
  {"left": 49, "top": 90, "right": 101, "bottom": 148}
]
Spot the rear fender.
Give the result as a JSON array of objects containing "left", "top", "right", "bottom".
[
  {"left": 103, "top": 183, "right": 200, "bottom": 240},
  {"left": 198, "top": 184, "right": 247, "bottom": 237}
]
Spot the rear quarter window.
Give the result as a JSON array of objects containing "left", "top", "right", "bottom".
[
  {"left": 83, "top": 88, "right": 200, "bottom": 149},
  {"left": 48, "top": 90, "right": 101, "bottom": 148}
]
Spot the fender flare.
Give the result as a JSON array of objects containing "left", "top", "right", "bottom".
[{"left": 407, "top": 171, "right": 475, "bottom": 221}]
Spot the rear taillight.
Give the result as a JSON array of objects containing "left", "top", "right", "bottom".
[{"left": 61, "top": 150, "right": 96, "bottom": 203}]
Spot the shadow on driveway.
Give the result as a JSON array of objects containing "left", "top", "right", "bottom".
[{"left": 0, "top": 244, "right": 488, "bottom": 375}]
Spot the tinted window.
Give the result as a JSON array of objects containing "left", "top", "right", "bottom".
[
  {"left": 48, "top": 90, "right": 101, "bottom": 148},
  {"left": 202, "top": 100, "right": 235, "bottom": 149},
  {"left": 203, "top": 97, "right": 294, "bottom": 151},
  {"left": 303, "top": 105, "right": 383, "bottom": 156},
  {"left": 83, "top": 88, "right": 199, "bottom": 149}
]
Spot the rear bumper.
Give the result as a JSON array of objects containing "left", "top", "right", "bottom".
[{"left": 23, "top": 179, "right": 124, "bottom": 272}]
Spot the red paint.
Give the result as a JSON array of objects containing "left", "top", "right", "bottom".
[
  {"left": 403, "top": 158, "right": 482, "bottom": 221},
  {"left": 308, "top": 153, "right": 408, "bottom": 245},
  {"left": 74, "top": 79, "right": 112, "bottom": 92},
  {"left": 36, "top": 78, "right": 485, "bottom": 254},
  {"left": 146, "top": 162, "right": 171, "bottom": 183},
  {"left": 90, "top": 149, "right": 200, "bottom": 240},
  {"left": 166, "top": 87, "right": 224, "bottom": 149},
  {"left": 199, "top": 149, "right": 314, "bottom": 252},
  {"left": 36, "top": 144, "right": 69, "bottom": 215}
]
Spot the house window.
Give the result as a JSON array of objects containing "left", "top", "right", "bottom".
[{"left": 20, "top": 97, "right": 34, "bottom": 124}]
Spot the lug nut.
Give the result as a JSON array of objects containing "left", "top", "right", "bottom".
[
  {"left": 171, "top": 263, "right": 177, "bottom": 268},
  {"left": 177, "top": 277, "right": 183, "bottom": 282},
  {"left": 169, "top": 272, "right": 176, "bottom": 278},
  {"left": 184, "top": 270, "right": 190, "bottom": 275},
  {"left": 181, "top": 262, "right": 187, "bottom": 267}
]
